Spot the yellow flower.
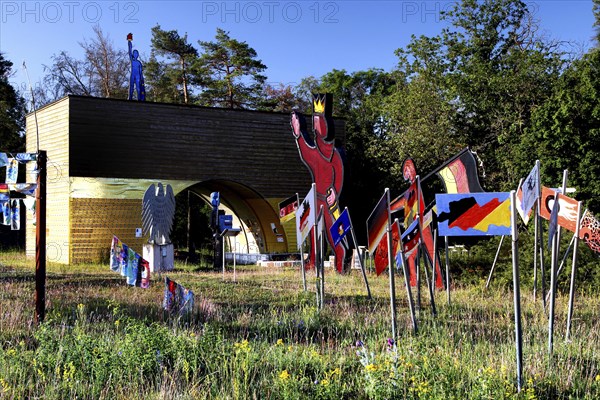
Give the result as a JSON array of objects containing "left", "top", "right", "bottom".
[
  {"left": 234, "top": 339, "right": 250, "bottom": 352},
  {"left": 595, "top": 374, "right": 600, "bottom": 382},
  {"left": 365, "top": 363, "right": 377, "bottom": 372},
  {"left": 279, "top": 370, "right": 290, "bottom": 381},
  {"left": 276, "top": 339, "right": 284, "bottom": 346},
  {"left": 331, "top": 368, "right": 341, "bottom": 377},
  {"left": 321, "top": 378, "right": 330, "bottom": 386},
  {"left": 288, "top": 345, "right": 293, "bottom": 352},
  {"left": 114, "top": 320, "right": 120, "bottom": 327}
]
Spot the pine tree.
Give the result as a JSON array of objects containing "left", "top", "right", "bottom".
[{"left": 195, "top": 28, "right": 267, "bottom": 109}]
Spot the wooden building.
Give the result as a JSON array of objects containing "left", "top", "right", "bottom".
[{"left": 25, "top": 96, "right": 344, "bottom": 264}]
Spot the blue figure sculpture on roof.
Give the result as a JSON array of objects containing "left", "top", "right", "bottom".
[{"left": 127, "top": 33, "right": 146, "bottom": 101}]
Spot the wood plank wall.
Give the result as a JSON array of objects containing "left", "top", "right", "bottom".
[
  {"left": 25, "top": 98, "right": 71, "bottom": 264},
  {"left": 26, "top": 96, "right": 346, "bottom": 263},
  {"left": 67, "top": 96, "right": 345, "bottom": 198}
]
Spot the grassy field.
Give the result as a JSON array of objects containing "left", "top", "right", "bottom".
[{"left": 1, "top": 250, "right": 599, "bottom": 399}]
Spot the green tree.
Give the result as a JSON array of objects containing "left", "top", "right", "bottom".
[
  {"left": 0, "top": 53, "right": 26, "bottom": 152},
  {"left": 260, "top": 83, "right": 309, "bottom": 113},
  {"left": 524, "top": 49, "right": 600, "bottom": 213},
  {"left": 144, "top": 54, "right": 184, "bottom": 103},
  {"left": 195, "top": 28, "right": 267, "bottom": 109},
  {"left": 150, "top": 25, "right": 198, "bottom": 104},
  {"left": 381, "top": 0, "right": 564, "bottom": 191}
]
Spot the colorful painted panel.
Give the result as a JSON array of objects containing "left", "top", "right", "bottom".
[
  {"left": 436, "top": 149, "right": 484, "bottom": 194},
  {"left": 279, "top": 194, "right": 298, "bottom": 224},
  {"left": 367, "top": 191, "right": 389, "bottom": 256},
  {"left": 579, "top": 211, "right": 600, "bottom": 254},
  {"left": 330, "top": 208, "right": 351, "bottom": 247},
  {"left": 436, "top": 192, "right": 511, "bottom": 236},
  {"left": 539, "top": 186, "right": 580, "bottom": 233},
  {"left": 296, "top": 186, "right": 316, "bottom": 248},
  {"left": 291, "top": 93, "right": 349, "bottom": 272}
]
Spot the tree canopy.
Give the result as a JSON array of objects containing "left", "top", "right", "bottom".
[{"left": 0, "top": 53, "right": 26, "bottom": 153}]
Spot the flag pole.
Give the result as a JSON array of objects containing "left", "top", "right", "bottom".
[
  {"left": 397, "top": 218, "right": 417, "bottom": 335},
  {"left": 485, "top": 235, "right": 505, "bottom": 289},
  {"left": 346, "top": 207, "right": 372, "bottom": 299},
  {"left": 319, "top": 206, "right": 325, "bottom": 310},
  {"left": 385, "top": 189, "right": 397, "bottom": 340},
  {"left": 415, "top": 246, "right": 421, "bottom": 312},
  {"left": 430, "top": 231, "right": 439, "bottom": 315},
  {"left": 297, "top": 193, "right": 307, "bottom": 292},
  {"left": 565, "top": 203, "right": 583, "bottom": 341},
  {"left": 548, "top": 169, "right": 568, "bottom": 356},
  {"left": 510, "top": 190, "right": 524, "bottom": 392},
  {"left": 556, "top": 233, "right": 576, "bottom": 277},
  {"left": 535, "top": 160, "right": 546, "bottom": 307},
  {"left": 445, "top": 236, "right": 451, "bottom": 305},
  {"left": 421, "top": 241, "right": 437, "bottom": 317}
]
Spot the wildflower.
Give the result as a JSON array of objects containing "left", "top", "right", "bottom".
[
  {"left": 331, "top": 367, "right": 341, "bottom": 377},
  {"left": 279, "top": 370, "right": 290, "bottom": 381},
  {"left": 596, "top": 374, "right": 600, "bottom": 382},
  {"left": 365, "top": 363, "right": 377, "bottom": 372},
  {"left": 355, "top": 340, "right": 364, "bottom": 347},
  {"left": 234, "top": 340, "right": 250, "bottom": 352},
  {"left": 276, "top": 339, "right": 284, "bottom": 346},
  {"left": 288, "top": 345, "right": 293, "bottom": 352},
  {"left": 114, "top": 319, "right": 120, "bottom": 327},
  {"left": 321, "top": 378, "right": 330, "bottom": 386},
  {"left": 387, "top": 338, "right": 395, "bottom": 349}
]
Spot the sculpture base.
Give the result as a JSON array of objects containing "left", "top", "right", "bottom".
[{"left": 143, "top": 243, "right": 174, "bottom": 273}]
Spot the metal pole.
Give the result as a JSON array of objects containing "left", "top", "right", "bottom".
[
  {"left": 233, "top": 240, "right": 237, "bottom": 283},
  {"left": 539, "top": 205, "right": 546, "bottom": 309},
  {"left": 297, "top": 193, "right": 307, "bottom": 292},
  {"left": 319, "top": 214, "right": 325, "bottom": 310},
  {"left": 533, "top": 200, "right": 539, "bottom": 300},
  {"left": 397, "top": 222, "right": 417, "bottom": 335},
  {"left": 511, "top": 190, "right": 523, "bottom": 392},
  {"left": 222, "top": 236, "right": 225, "bottom": 281},
  {"left": 415, "top": 247, "right": 421, "bottom": 312},
  {"left": 386, "top": 190, "right": 397, "bottom": 340},
  {"left": 445, "top": 235, "right": 451, "bottom": 305},
  {"left": 556, "top": 234, "right": 576, "bottom": 278},
  {"left": 35, "top": 150, "right": 47, "bottom": 324},
  {"left": 485, "top": 235, "right": 505, "bottom": 289},
  {"left": 566, "top": 203, "right": 583, "bottom": 340},
  {"left": 300, "top": 245, "right": 307, "bottom": 292},
  {"left": 548, "top": 170, "right": 568, "bottom": 356},
  {"left": 421, "top": 242, "right": 437, "bottom": 317},
  {"left": 347, "top": 208, "right": 371, "bottom": 299}
]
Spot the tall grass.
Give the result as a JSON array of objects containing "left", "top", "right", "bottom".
[{"left": 1, "top": 250, "right": 599, "bottom": 399}]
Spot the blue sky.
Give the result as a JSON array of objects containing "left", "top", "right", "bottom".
[{"left": 0, "top": 1, "right": 596, "bottom": 100}]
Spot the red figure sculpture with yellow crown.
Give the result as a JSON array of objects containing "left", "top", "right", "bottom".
[{"left": 291, "top": 94, "right": 350, "bottom": 273}]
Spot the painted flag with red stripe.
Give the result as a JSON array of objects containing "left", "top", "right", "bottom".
[
  {"left": 435, "top": 148, "right": 484, "bottom": 194},
  {"left": 436, "top": 193, "right": 511, "bottom": 236},
  {"left": 367, "top": 191, "right": 389, "bottom": 256}
]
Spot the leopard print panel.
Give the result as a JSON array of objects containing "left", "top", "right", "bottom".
[{"left": 579, "top": 212, "right": 600, "bottom": 254}]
